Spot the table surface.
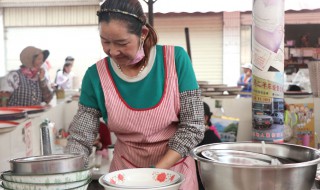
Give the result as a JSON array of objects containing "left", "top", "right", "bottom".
[
  {"left": 91, "top": 156, "right": 111, "bottom": 180},
  {"left": 88, "top": 180, "right": 105, "bottom": 190},
  {"left": 88, "top": 157, "right": 112, "bottom": 189}
]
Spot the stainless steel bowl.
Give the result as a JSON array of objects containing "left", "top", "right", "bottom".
[
  {"left": 191, "top": 142, "right": 320, "bottom": 190},
  {"left": 10, "top": 154, "right": 85, "bottom": 174}
]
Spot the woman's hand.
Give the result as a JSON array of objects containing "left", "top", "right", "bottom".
[
  {"left": 39, "top": 68, "right": 45, "bottom": 81},
  {"left": 93, "top": 139, "right": 103, "bottom": 150},
  {"left": 155, "top": 149, "right": 182, "bottom": 169}
]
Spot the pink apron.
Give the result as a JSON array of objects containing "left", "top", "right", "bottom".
[{"left": 96, "top": 46, "right": 198, "bottom": 190}]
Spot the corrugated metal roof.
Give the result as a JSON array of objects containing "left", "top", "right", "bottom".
[
  {"left": 0, "top": 0, "right": 99, "bottom": 7},
  {"left": 3, "top": 0, "right": 320, "bottom": 12},
  {"left": 4, "top": 6, "right": 98, "bottom": 26},
  {"left": 139, "top": 0, "right": 320, "bottom": 13}
]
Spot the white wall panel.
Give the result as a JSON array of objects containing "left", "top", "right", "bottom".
[{"left": 4, "top": 6, "right": 98, "bottom": 27}]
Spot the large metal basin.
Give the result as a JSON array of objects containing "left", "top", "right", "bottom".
[{"left": 191, "top": 142, "right": 320, "bottom": 190}]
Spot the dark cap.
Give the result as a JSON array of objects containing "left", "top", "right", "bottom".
[{"left": 65, "top": 56, "right": 74, "bottom": 62}]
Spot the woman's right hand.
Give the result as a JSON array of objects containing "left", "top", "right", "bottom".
[
  {"left": 93, "top": 136, "right": 103, "bottom": 150},
  {"left": 155, "top": 149, "right": 182, "bottom": 169},
  {"left": 39, "top": 68, "right": 45, "bottom": 81}
]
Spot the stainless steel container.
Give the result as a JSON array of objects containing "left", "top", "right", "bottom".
[
  {"left": 10, "top": 154, "right": 85, "bottom": 174},
  {"left": 40, "top": 119, "right": 56, "bottom": 155},
  {"left": 191, "top": 142, "right": 320, "bottom": 190}
]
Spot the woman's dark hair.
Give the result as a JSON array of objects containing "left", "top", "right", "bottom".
[
  {"left": 97, "top": 0, "right": 157, "bottom": 67},
  {"left": 63, "top": 62, "right": 72, "bottom": 73},
  {"left": 203, "top": 102, "right": 213, "bottom": 126}
]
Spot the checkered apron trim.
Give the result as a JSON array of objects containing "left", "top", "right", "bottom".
[{"left": 96, "top": 46, "right": 198, "bottom": 190}]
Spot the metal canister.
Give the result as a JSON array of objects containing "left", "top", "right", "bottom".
[{"left": 40, "top": 119, "right": 55, "bottom": 155}]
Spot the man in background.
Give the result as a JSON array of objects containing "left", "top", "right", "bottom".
[{"left": 237, "top": 63, "right": 252, "bottom": 97}]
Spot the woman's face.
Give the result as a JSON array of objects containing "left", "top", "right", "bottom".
[
  {"left": 99, "top": 20, "right": 140, "bottom": 66},
  {"left": 204, "top": 115, "right": 209, "bottom": 125},
  {"left": 243, "top": 68, "right": 252, "bottom": 76},
  {"left": 33, "top": 53, "right": 44, "bottom": 69},
  {"left": 65, "top": 65, "right": 73, "bottom": 73}
]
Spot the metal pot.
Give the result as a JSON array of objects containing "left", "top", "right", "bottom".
[
  {"left": 191, "top": 142, "right": 320, "bottom": 190},
  {"left": 10, "top": 154, "right": 84, "bottom": 175}
]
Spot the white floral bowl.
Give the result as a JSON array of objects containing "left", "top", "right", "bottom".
[
  {"left": 1, "top": 168, "right": 91, "bottom": 184},
  {"left": 103, "top": 168, "right": 180, "bottom": 189},
  {"left": 1, "top": 177, "right": 91, "bottom": 190},
  {"left": 100, "top": 169, "right": 184, "bottom": 190}
]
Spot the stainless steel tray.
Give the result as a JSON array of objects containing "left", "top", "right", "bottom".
[{"left": 10, "top": 154, "right": 85, "bottom": 174}]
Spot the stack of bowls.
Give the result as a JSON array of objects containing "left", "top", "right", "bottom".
[
  {"left": 0, "top": 154, "right": 92, "bottom": 190},
  {"left": 99, "top": 168, "right": 185, "bottom": 190}
]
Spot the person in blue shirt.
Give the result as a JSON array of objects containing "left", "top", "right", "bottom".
[{"left": 237, "top": 63, "right": 252, "bottom": 96}]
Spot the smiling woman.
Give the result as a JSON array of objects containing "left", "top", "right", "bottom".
[{"left": 64, "top": 0, "right": 205, "bottom": 189}]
